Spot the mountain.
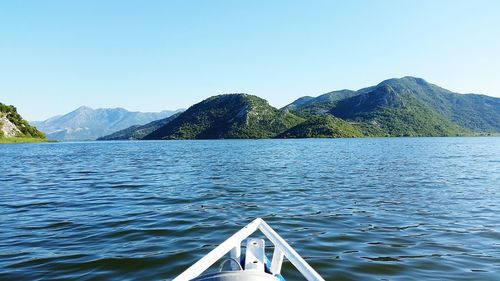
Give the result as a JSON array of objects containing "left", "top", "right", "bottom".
[
  {"left": 278, "top": 115, "right": 363, "bottom": 138},
  {"left": 286, "top": 77, "right": 500, "bottom": 136},
  {"left": 1, "top": 103, "right": 46, "bottom": 143},
  {"left": 282, "top": 96, "right": 315, "bottom": 111},
  {"left": 370, "top": 77, "right": 500, "bottom": 132},
  {"left": 328, "top": 81, "right": 464, "bottom": 136},
  {"left": 144, "top": 94, "right": 304, "bottom": 139},
  {"left": 284, "top": 90, "right": 358, "bottom": 115},
  {"left": 32, "top": 106, "right": 182, "bottom": 141},
  {"left": 98, "top": 112, "right": 183, "bottom": 140},
  {"left": 36, "top": 77, "right": 498, "bottom": 141}
]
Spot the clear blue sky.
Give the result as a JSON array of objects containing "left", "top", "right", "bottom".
[{"left": 1, "top": 0, "right": 499, "bottom": 120}]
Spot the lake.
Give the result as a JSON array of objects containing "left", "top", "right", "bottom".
[{"left": 1, "top": 138, "right": 499, "bottom": 280}]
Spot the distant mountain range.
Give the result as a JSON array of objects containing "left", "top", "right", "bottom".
[
  {"left": 98, "top": 77, "right": 498, "bottom": 140},
  {"left": 97, "top": 112, "right": 182, "bottom": 140},
  {"left": 32, "top": 106, "right": 183, "bottom": 141}
]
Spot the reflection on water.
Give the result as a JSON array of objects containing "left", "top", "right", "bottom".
[{"left": 0, "top": 138, "right": 499, "bottom": 280}]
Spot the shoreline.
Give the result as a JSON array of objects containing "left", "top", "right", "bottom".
[{"left": 0, "top": 137, "right": 52, "bottom": 144}]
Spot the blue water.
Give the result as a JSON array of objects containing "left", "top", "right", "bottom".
[{"left": 1, "top": 138, "right": 499, "bottom": 280}]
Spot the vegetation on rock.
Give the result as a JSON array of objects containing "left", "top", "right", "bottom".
[{"left": 0, "top": 103, "right": 46, "bottom": 141}]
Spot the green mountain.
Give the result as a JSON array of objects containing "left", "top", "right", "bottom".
[
  {"left": 286, "top": 77, "right": 499, "bottom": 136},
  {"left": 329, "top": 83, "right": 464, "bottom": 136},
  {"left": 278, "top": 115, "right": 363, "bottom": 138},
  {"left": 373, "top": 77, "right": 500, "bottom": 132},
  {"left": 0, "top": 103, "right": 46, "bottom": 142},
  {"left": 98, "top": 77, "right": 499, "bottom": 140},
  {"left": 144, "top": 94, "right": 304, "bottom": 139},
  {"left": 98, "top": 112, "right": 182, "bottom": 140},
  {"left": 284, "top": 90, "right": 358, "bottom": 116}
]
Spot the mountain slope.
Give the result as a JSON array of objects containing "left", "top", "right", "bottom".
[
  {"left": 284, "top": 90, "right": 359, "bottom": 116},
  {"left": 328, "top": 81, "right": 466, "bottom": 136},
  {"left": 373, "top": 77, "right": 500, "bottom": 132},
  {"left": 1, "top": 103, "right": 46, "bottom": 142},
  {"left": 144, "top": 94, "right": 304, "bottom": 139},
  {"left": 32, "top": 107, "right": 182, "bottom": 141},
  {"left": 98, "top": 112, "right": 182, "bottom": 140},
  {"left": 288, "top": 77, "right": 499, "bottom": 136},
  {"left": 277, "top": 115, "right": 363, "bottom": 138}
]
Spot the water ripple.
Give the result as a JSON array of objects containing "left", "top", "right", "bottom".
[{"left": 0, "top": 138, "right": 499, "bottom": 280}]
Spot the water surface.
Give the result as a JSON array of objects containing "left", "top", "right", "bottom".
[{"left": 1, "top": 138, "right": 499, "bottom": 280}]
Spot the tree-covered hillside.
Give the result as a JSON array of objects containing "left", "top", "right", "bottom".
[
  {"left": 278, "top": 115, "right": 363, "bottom": 138},
  {"left": 286, "top": 77, "right": 499, "bottom": 137},
  {"left": 144, "top": 94, "right": 304, "bottom": 139},
  {"left": 284, "top": 90, "right": 358, "bottom": 117},
  {"left": 372, "top": 77, "right": 500, "bottom": 132},
  {"left": 329, "top": 83, "right": 466, "bottom": 136}
]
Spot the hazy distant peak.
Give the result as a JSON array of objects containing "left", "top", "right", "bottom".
[
  {"left": 76, "top": 105, "right": 93, "bottom": 111},
  {"left": 33, "top": 106, "right": 181, "bottom": 141}
]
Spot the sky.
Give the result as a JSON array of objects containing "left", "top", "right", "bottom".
[{"left": 1, "top": 0, "right": 499, "bottom": 121}]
